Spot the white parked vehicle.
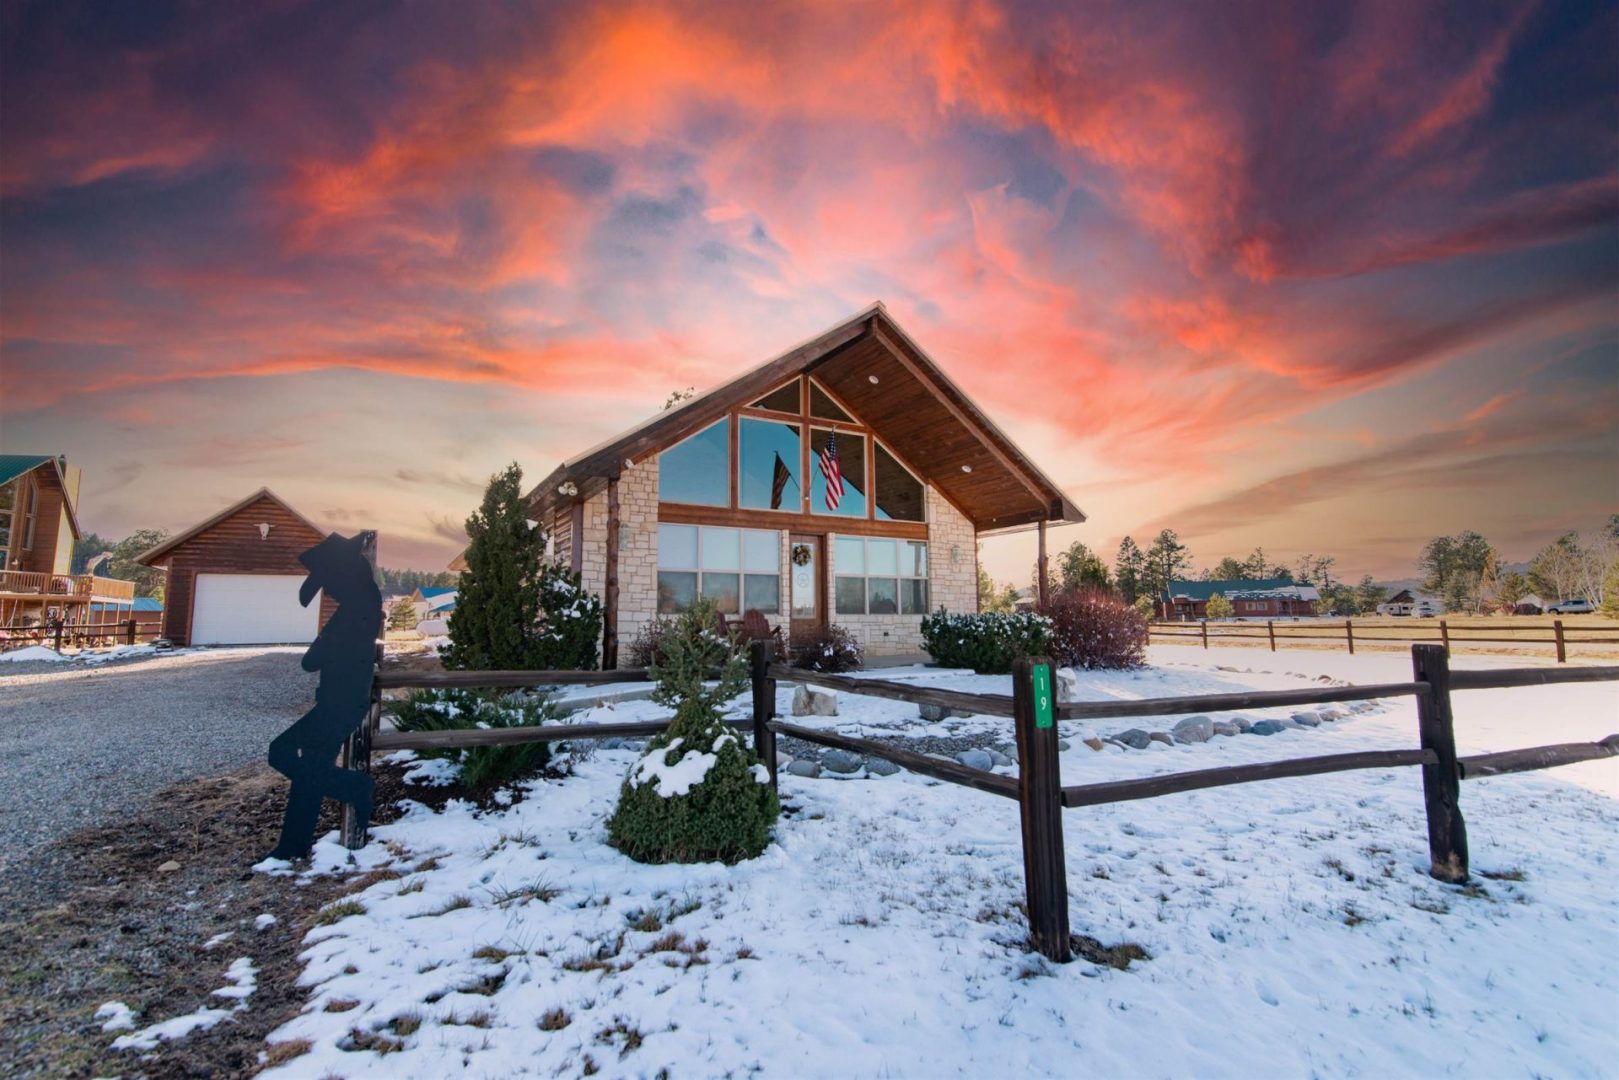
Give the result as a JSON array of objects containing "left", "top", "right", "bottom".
[{"left": 1547, "top": 598, "right": 1593, "bottom": 614}]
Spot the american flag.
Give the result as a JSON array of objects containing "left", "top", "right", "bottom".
[{"left": 817, "top": 431, "right": 843, "bottom": 511}]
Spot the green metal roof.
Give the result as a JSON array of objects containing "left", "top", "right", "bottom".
[
  {"left": 1164, "top": 578, "right": 1298, "bottom": 601},
  {"left": 0, "top": 454, "right": 55, "bottom": 486}
]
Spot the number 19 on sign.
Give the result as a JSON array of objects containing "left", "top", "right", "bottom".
[{"left": 1032, "top": 663, "right": 1054, "bottom": 729}]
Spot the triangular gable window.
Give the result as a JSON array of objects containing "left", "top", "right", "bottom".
[
  {"left": 749, "top": 381, "right": 801, "bottom": 414},
  {"left": 809, "top": 382, "right": 855, "bottom": 423}
]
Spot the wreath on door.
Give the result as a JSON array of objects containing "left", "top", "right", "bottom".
[{"left": 791, "top": 544, "right": 813, "bottom": 567}]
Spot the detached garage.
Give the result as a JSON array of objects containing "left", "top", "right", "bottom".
[{"left": 137, "top": 489, "right": 340, "bottom": 646}]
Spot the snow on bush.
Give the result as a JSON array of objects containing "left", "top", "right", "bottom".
[
  {"left": 920, "top": 610, "right": 1052, "bottom": 673},
  {"left": 607, "top": 599, "right": 778, "bottom": 864},
  {"left": 1043, "top": 586, "right": 1149, "bottom": 670}
]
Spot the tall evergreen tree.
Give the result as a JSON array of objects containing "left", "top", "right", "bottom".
[
  {"left": 1145, "top": 529, "right": 1193, "bottom": 601},
  {"left": 1355, "top": 574, "right": 1388, "bottom": 614},
  {"left": 1114, "top": 537, "right": 1146, "bottom": 602},
  {"left": 444, "top": 464, "right": 549, "bottom": 671},
  {"left": 104, "top": 529, "right": 170, "bottom": 600},
  {"left": 1055, "top": 540, "right": 1112, "bottom": 591}
]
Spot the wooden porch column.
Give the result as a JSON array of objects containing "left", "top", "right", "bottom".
[
  {"left": 603, "top": 476, "right": 620, "bottom": 670},
  {"left": 1036, "top": 519, "right": 1049, "bottom": 610}
]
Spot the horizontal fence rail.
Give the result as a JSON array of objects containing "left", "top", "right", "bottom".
[
  {"left": 373, "top": 717, "right": 749, "bottom": 753},
  {"left": 768, "top": 718, "right": 1020, "bottom": 800},
  {"left": 1449, "top": 666, "right": 1619, "bottom": 690},
  {"left": 379, "top": 667, "right": 657, "bottom": 690},
  {"left": 767, "top": 663, "right": 1018, "bottom": 718},
  {"left": 1151, "top": 617, "right": 1619, "bottom": 663},
  {"left": 1061, "top": 748, "right": 1439, "bottom": 808},
  {"left": 1056, "top": 680, "right": 1429, "bottom": 722}
]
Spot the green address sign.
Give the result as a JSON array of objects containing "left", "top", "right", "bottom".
[{"left": 1032, "top": 663, "right": 1054, "bottom": 729}]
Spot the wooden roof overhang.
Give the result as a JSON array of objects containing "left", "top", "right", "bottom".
[{"left": 525, "top": 303, "right": 1084, "bottom": 534}]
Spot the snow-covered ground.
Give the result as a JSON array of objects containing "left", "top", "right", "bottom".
[{"left": 254, "top": 646, "right": 1617, "bottom": 1078}]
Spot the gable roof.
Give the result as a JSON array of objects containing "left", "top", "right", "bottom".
[
  {"left": 135, "top": 488, "right": 325, "bottom": 566},
  {"left": 0, "top": 453, "right": 81, "bottom": 539},
  {"left": 524, "top": 303, "right": 1085, "bottom": 533},
  {"left": 419, "top": 585, "right": 457, "bottom": 599}
]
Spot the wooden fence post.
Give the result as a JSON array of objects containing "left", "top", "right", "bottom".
[
  {"left": 1267, "top": 620, "right": 1276, "bottom": 652},
  {"left": 1200, "top": 620, "right": 1208, "bottom": 649},
  {"left": 1345, "top": 619, "right": 1355, "bottom": 655},
  {"left": 1553, "top": 620, "right": 1566, "bottom": 664},
  {"left": 1439, "top": 619, "right": 1449, "bottom": 652},
  {"left": 126, "top": 618, "right": 137, "bottom": 645},
  {"left": 749, "top": 641, "right": 778, "bottom": 792},
  {"left": 52, "top": 620, "right": 63, "bottom": 653},
  {"left": 342, "top": 669, "right": 380, "bottom": 850},
  {"left": 1411, "top": 644, "right": 1467, "bottom": 883},
  {"left": 1013, "top": 656, "right": 1070, "bottom": 962}
]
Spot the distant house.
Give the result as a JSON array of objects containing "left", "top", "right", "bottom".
[
  {"left": 90, "top": 596, "right": 164, "bottom": 630},
  {"left": 1514, "top": 594, "right": 1547, "bottom": 615},
  {"left": 1158, "top": 579, "right": 1320, "bottom": 620},
  {"left": 1, "top": 454, "right": 136, "bottom": 630},
  {"left": 1377, "top": 589, "right": 1445, "bottom": 617}
]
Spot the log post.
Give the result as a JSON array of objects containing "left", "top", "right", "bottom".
[
  {"left": 1345, "top": 619, "right": 1355, "bottom": 655},
  {"left": 1013, "top": 656, "right": 1070, "bottom": 962},
  {"left": 1200, "top": 620, "right": 1208, "bottom": 649},
  {"left": 1439, "top": 619, "right": 1449, "bottom": 652},
  {"left": 341, "top": 683, "right": 379, "bottom": 850},
  {"left": 53, "top": 620, "right": 63, "bottom": 653},
  {"left": 749, "top": 640, "right": 778, "bottom": 792},
  {"left": 1553, "top": 620, "right": 1566, "bottom": 664},
  {"left": 126, "top": 618, "right": 137, "bottom": 646},
  {"left": 1036, "top": 520, "right": 1049, "bottom": 611},
  {"left": 1267, "top": 620, "right": 1276, "bottom": 652},
  {"left": 1411, "top": 644, "right": 1467, "bottom": 883}
]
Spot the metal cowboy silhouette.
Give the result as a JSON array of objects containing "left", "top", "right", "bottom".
[{"left": 266, "top": 531, "right": 382, "bottom": 861}]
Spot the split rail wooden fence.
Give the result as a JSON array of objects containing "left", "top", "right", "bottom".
[
  {"left": 342, "top": 644, "right": 1617, "bottom": 964},
  {"left": 1150, "top": 618, "right": 1619, "bottom": 662},
  {"left": 0, "top": 617, "right": 160, "bottom": 651}
]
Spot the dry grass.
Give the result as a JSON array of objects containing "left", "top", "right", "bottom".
[
  {"left": 263, "top": 1039, "right": 313, "bottom": 1066},
  {"left": 312, "top": 900, "right": 366, "bottom": 926},
  {"left": 538, "top": 1007, "right": 572, "bottom": 1031}
]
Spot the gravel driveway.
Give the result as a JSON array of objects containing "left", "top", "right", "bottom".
[{"left": 0, "top": 648, "right": 316, "bottom": 883}]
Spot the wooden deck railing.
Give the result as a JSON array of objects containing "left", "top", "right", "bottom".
[
  {"left": 0, "top": 571, "right": 137, "bottom": 602},
  {"left": 346, "top": 645, "right": 1617, "bottom": 964},
  {"left": 0, "top": 618, "right": 161, "bottom": 649}
]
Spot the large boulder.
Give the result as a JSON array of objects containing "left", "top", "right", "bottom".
[
  {"left": 1054, "top": 667, "right": 1083, "bottom": 703},
  {"left": 1211, "top": 719, "right": 1242, "bottom": 738},
  {"left": 1112, "top": 728, "right": 1153, "bottom": 750},
  {"left": 867, "top": 757, "right": 900, "bottom": 777},
  {"left": 1289, "top": 712, "right": 1321, "bottom": 728},
  {"left": 956, "top": 748, "right": 995, "bottom": 772},
  {"left": 919, "top": 702, "right": 965, "bottom": 722},
  {"left": 822, "top": 749, "right": 863, "bottom": 774},
  {"left": 792, "top": 685, "right": 839, "bottom": 717},
  {"left": 785, "top": 758, "right": 822, "bottom": 778},
  {"left": 1249, "top": 719, "right": 1287, "bottom": 736}
]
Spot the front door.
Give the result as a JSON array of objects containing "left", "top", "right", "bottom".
[{"left": 789, "top": 534, "right": 825, "bottom": 641}]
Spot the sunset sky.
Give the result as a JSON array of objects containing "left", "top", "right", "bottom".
[{"left": 2, "top": 0, "right": 1615, "bottom": 584}]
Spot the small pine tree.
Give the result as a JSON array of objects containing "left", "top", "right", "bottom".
[
  {"left": 388, "top": 596, "right": 418, "bottom": 631},
  {"left": 444, "top": 464, "right": 548, "bottom": 671},
  {"left": 1133, "top": 595, "right": 1156, "bottom": 620},
  {"left": 607, "top": 598, "right": 779, "bottom": 864},
  {"left": 1205, "top": 592, "right": 1233, "bottom": 619}
]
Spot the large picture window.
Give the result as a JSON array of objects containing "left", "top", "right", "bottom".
[
  {"left": 658, "top": 419, "right": 730, "bottom": 506},
  {"left": 874, "top": 442, "right": 924, "bottom": 522},
  {"left": 658, "top": 524, "right": 780, "bottom": 615},
  {"left": 809, "top": 428, "right": 867, "bottom": 518},
  {"left": 834, "top": 537, "right": 928, "bottom": 615},
  {"left": 739, "top": 418, "right": 801, "bottom": 511}
]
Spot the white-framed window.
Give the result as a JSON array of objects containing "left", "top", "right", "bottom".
[
  {"left": 657, "top": 524, "right": 780, "bottom": 615},
  {"left": 834, "top": 536, "right": 928, "bottom": 615}
]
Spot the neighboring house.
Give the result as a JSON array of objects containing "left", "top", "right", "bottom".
[
  {"left": 0, "top": 454, "right": 136, "bottom": 629},
  {"left": 414, "top": 585, "right": 458, "bottom": 617},
  {"left": 1158, "top": 579, "right": 1321, "bottom": 620},
  {"left": 1377, "top": 589, "right": 1445, "bottom": 617},
  {"left": 136, "top": 488, "right": 346, "bottom": 646},
  {"left": 459, "top": 303, "right": 1085, "bottom": 662}
]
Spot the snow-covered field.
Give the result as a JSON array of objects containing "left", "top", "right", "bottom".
[{"left": 253, "top": 646, "right": 1616, "bottom": 1078}]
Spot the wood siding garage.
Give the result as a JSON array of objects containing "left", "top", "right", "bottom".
[{"left": 137, "top": 489, "right": 337, "bottom": 646}]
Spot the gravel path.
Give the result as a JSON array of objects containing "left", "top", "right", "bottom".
[{"left": 0, "top": 648, "right": 316, "bottom": 884}]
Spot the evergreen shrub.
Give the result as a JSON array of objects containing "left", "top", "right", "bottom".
[
  {"left": 920, "top": 610, "right": 1051, "bottom": 673},
  {"left": 388, "top": 689, "right": 555, "bottom": 792},
  {"left": 607, "top": 599, "right": 779, "bottom": 864}
]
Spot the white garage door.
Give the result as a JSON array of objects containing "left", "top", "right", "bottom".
[{"left": 192, "top": 573, "right": 320, "bottom": 645}]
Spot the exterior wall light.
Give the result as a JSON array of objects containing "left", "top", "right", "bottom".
[
  {"left": 869, "top": 375, "right": 879, "bottom": 384},
  {"left": 558, "top": 481, "right": 579, "bottom": 497},
  {"left": 961, "top": 464, "right": 973, "bottom": 473}
]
